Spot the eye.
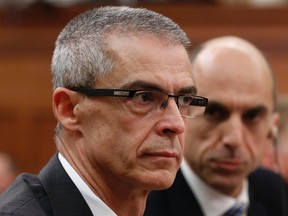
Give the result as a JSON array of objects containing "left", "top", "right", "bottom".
[
  {"left": 204, "top": 104, "right": 229, "bottom": 121},
  {"left": 243, "top": 107, "right": 266, "bottom": 123},
  {"left": 179, "top": 95, "right": 193, "bottom": 106},
  {"left": 133, "top": 91, "right": 154, "bottom": 103}
]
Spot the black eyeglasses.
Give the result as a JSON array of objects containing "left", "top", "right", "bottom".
[{"left": 69, "top": 87, "right": 208, "bottom": 118}]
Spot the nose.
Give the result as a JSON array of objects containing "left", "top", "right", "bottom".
[
  {"left": 156, "top": 97, "right": 185, "bottom": 136},
  {"left": 222, "top": 115, "right": 245, "bottom": 150}
]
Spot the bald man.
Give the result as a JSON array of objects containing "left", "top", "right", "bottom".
[{"left": 145, "top": 36, "right": 288, "bottom": 216}]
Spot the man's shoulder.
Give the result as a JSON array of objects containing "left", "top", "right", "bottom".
[
  {"left": 248, "top": 168, "right": 288, "bottom": 216},
  {"left": 248, "top": 167, "right": 284, "bottom": 187},
  {"left": 248, "top": 168, "right": 286, "bottom": 201},
  {"left": 0, "top": 173, "right": 49, "bottom": 215}
]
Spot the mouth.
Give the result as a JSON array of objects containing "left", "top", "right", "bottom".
[
  {"left": 212, "top": 159, "right": 243, "bottom": 172},
  {"left": 143, "top": 150, "right": 180, "bottom": 162},
  {"left": 148, "top": 150, "right": 179, "bottom": 158},
  {"left": 140, "top": 149, "right": 182, "bottom": 171}
]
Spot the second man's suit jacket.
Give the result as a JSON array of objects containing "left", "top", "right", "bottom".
[
  {"left": 0, "top": 154, "right": 93, "bottom": 216},
  {"left": 144, "top": 168, "right": 288, "bottom": 216}
]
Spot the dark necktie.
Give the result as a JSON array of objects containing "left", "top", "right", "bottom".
[{"left": 223, "top": 203, "right": 246, "bottom": 216}]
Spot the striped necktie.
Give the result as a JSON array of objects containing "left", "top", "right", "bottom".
[{"left": 223, "top": 203, "right": 246, "bottom": 216}]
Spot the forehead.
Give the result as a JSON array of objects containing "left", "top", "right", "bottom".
[
  {"left": 193, "top": 46, "right": 274, "bottom": 110},
  {"left": 97, "top": 34, "right": 195, "bottom": 93}
]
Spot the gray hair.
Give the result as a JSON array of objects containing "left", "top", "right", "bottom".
[
  {"left": 51, "top": 6, "right": 190, "bottom": 90},
  {"left": 51, "top": 6, "right": 190, "bottom": 143}
]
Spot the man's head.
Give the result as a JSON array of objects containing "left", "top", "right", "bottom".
[
  {"left": 51, "top": 6, "right": 200, "bottom": 195},
  {"left": 184, "top": 36, "right": 278, "bottom": 197}
]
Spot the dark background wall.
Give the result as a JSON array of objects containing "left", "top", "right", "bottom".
[{"left": 0, "top": 2, "right": 288, "bottom": 173}]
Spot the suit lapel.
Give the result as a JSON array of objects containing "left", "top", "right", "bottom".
[
  {"left": 166, "top": 170, "right": 204, "bottom": 216},
  {"left": 38, "top": 154, "right": 93, "bottom": 216}
]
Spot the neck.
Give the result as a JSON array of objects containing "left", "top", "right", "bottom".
[
  {"left": 109, "top": 194, "right": 147, "bottom": 216},
  {"left": 88, "top": 173, "right": 149, "bottom": 216},
  {"left": 89, "top": 177, "right": 149, "bottom": 216}
]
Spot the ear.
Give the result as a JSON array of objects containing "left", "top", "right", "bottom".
[
  {"left": 52, "top": 87, "right": 81, "bottom": 131},
  {"left": 268, "top": 112, "right": 280, "bottom": 140}
]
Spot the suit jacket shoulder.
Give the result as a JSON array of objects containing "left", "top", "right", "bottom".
[
  {"left": 247, "top": 168, "right": 288, "bottom": 216},
  {"left": 0, "top": 154, "right": 93, "bottom": 216},
  {"left": 145, "top": 168, "right": 288, "bottom": 216},
  {"left": 0, "top": 173, "right": 49, "bottom": 216}
]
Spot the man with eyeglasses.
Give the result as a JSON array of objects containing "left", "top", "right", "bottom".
[
  {"left": 145, "top": 36, "right": 288, "bottom": 216},
  {"left": 0, "top": 6, "right": 207, "bottom": 216}
]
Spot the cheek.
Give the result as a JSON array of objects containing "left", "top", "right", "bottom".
[
  {"left": 84, "top": 114, "right": 147, "bottom": 175},
  {"left": 184, "top": 122, "right": 213, "bottom": 160},
  {"left": 248, "top": 135, "right": 267, "bottom": 164},
  {"left": 178, "top": 133, "right": 185, "bottom": 150},
  {"left": 247, "top": 127, "right": 269, "bottom": 153},
  {"left": 81, "top": 99, "right": 141, "bottom": 137},
  {"left": 93, "top": 109, "right": 153, "bottom": 161},
  {"left": 79, "top": 101, "right": 135, "bottom": 152}
]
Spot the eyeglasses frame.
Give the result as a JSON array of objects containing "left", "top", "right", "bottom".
[{"left": 68, "top": 87, "right": 208, "bottom": 117}]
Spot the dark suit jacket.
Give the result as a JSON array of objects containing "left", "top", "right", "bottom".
[
  {"left": 144, "top": 168, "right": 288, "bottom": 216},
  {"left": 0, "top": 154, "right": 93, "bottom": 216}
]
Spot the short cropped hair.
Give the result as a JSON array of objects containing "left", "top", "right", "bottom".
[{"left": 51, "top": 6, "right": 190, "bottom": 90}]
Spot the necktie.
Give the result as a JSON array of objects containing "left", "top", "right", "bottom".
[{"left": 223, "top": 203, "right": 246, "bottom": 216}]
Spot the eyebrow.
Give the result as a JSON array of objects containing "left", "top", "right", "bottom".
[
  {"left": 206, "top": 101, "right": 228, "bottom": 112},
  {"left": 121, "top": 80, "right": 197, "bottom": 95},
  {"left": 208, "top": 101, "right": 269, "bottom": 113},
  {"left": 245, "top": 105, "right": 269, "bottom": 114}
]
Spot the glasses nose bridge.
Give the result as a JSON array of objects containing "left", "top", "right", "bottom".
[{"left": 160, "top": 93, "right": 179, "bottom": 109}]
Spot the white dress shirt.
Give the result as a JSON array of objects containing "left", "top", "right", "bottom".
[
  {"left": 58, "top": 153, "right": 117, "bottom": 216},
  {"left": 181, "top": 159, "right": 249, "bottom": 216}
]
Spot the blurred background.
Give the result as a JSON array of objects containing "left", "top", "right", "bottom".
[{"left": 0, "top": 0, "right": 288, "bottom": 175}]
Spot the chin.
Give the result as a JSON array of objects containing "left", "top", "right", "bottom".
[
  {"left": 208, "top": 176, "right": 243, "bottom": 194},
  {"left": 144, "top": 171, "right": 176, "bottom": 190}
]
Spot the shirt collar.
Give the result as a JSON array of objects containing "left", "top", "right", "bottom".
[
  {"left": 181, "top": 159, "right": 249, "bottom": 216},
  {"left": 58, "top": 153, "right": 117, "bottom": 216}
]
